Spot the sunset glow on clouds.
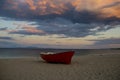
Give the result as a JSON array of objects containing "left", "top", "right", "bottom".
[
  {"left": 2, "top": 0, "right": 120, "bottom": 18},
  {"left": 0, "top": 0, "right": 120, "bottom": 49}
]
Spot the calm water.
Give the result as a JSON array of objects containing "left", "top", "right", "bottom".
[{"left": 0, "top": 48, "right": 120, "bottom": 58}]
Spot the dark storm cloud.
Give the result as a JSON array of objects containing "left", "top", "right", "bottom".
[
  {"left": 62, "top": 10, "right": 120, "bottom": 24},
  {"left": 0, "top": 27, "right": 7, "bottom": 31},
  {"left": 35, "top": 18, "right": 120, "bottom": 37},
  {"left": 0, "top": 37, "right": 14, "bottom": 40},
  {"left": 88, "top": 38, "right": 120, "bottom": 45},
  {"left": 1, "top": 8, "right": 120, "bottom": 24},
  {"left": 94, "top": 38, "right": 120, "bottom": 45},
  {"left": 84, "top": 38, "right": 120, "bottom": 49},
  {"left": 7, "top": 18, "right": 94, "bottom": 37},
  {"left": 0, "top": 0, "right": 4, "bottom": 8},
  {"left": 8, "top": 18, "right": 120, "bottom": 37},
  {"left": 37, "top": 19, "right": 93, "bottom": 37}
]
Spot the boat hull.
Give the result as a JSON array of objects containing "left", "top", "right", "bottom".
[{"left": 40, "top": 51, "right": 74, "bottom": 64}]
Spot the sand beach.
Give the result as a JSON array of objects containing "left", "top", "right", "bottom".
[{"left": 0, "top": 53, "right": 120, "bottom": 80}]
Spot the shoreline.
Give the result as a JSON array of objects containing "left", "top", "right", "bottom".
[{"left": 0, "top": 54, "right": 120, "bottom": 80}]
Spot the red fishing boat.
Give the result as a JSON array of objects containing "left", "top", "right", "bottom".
[{"left": 40, "top": 51, "right": 74, "bottom": 64}]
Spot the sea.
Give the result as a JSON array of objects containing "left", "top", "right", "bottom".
[{"left": 0, "top": 48, "right": 120, "bottom": 59}]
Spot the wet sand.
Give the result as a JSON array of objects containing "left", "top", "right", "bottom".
[{"left": 0, "top": 53, "right": 120, "bottom": 80}]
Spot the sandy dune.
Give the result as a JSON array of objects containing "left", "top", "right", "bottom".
[{"left": 0, "top": 54, "right": 120, "bottom": 80}]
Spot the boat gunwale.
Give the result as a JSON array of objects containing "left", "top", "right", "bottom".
[{"left": 40, "top": 51, "right": 74, "bottom": 56}]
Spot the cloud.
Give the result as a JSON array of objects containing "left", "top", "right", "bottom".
[
  {"left": 0, "top": 0, "right": 120, "bottom": 38},
  {"left": 9, "top": 30, "right": 45, "bottom": 35},
  {"left": 8, "top": 18, "right": 120, "bottom": 37},
  {"left": 0, "top": 41, "right": 22, "bottom": 48},
  {"left": 35, "top": 18, "right": 120, "bottom": 37},
  {"left": 101, "top": 1, "right": 120, "bottom": 9},
  {"left": 87, "top": 38, "right": 120, "bottom": 46},
  {"left": 0, "top": 36, "right": 14, "bottom": 40},
  {"left": 94, "top": 38, "right": 120, "bottom": 45},
  {"left": 84, "top": 38, "right": 120, "bottom": 49},
  {"left": 9, "top": 23, "right": 46, "bottom": 35},
  {"left": 0, "top": 27, "right": 7, "bottom": 31},
  {"left": 0, "top": 0, "right": 120, "bottom": 24}
]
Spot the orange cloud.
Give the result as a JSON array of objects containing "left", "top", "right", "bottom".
[
  {"left": 24, "top": 0, "right": 68, "bottom": 15},
  {"left": 71, "top": 0, "right": 120, "bottom": 18},
  {"left": 71, "top": 0, "right": 83, "bottom": 10},
  {"left": 4, "top": 0, "right": 120, "bottom": 18},
  {"left": 99, "top": 1, "right": 120, "bottom": 18},
  {"left": 25, "top": 0, "right": 36, "bottom": 10},
  {"left": 23, "top": 26, "right": 45, "bottom": 34},
  {"left": 12, "top": 23, "right": 45, "bottom": 34},
  {"left": 72, "top": 0, "right": 120, "bottom": 10}
]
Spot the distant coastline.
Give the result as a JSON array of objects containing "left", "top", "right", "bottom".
[{"left": 0, "top": 47, "right": 120, "bottom": 50}]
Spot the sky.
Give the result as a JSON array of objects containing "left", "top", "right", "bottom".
[{"left": 0, "top": 0, "right": 120, "bottom": 49}]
